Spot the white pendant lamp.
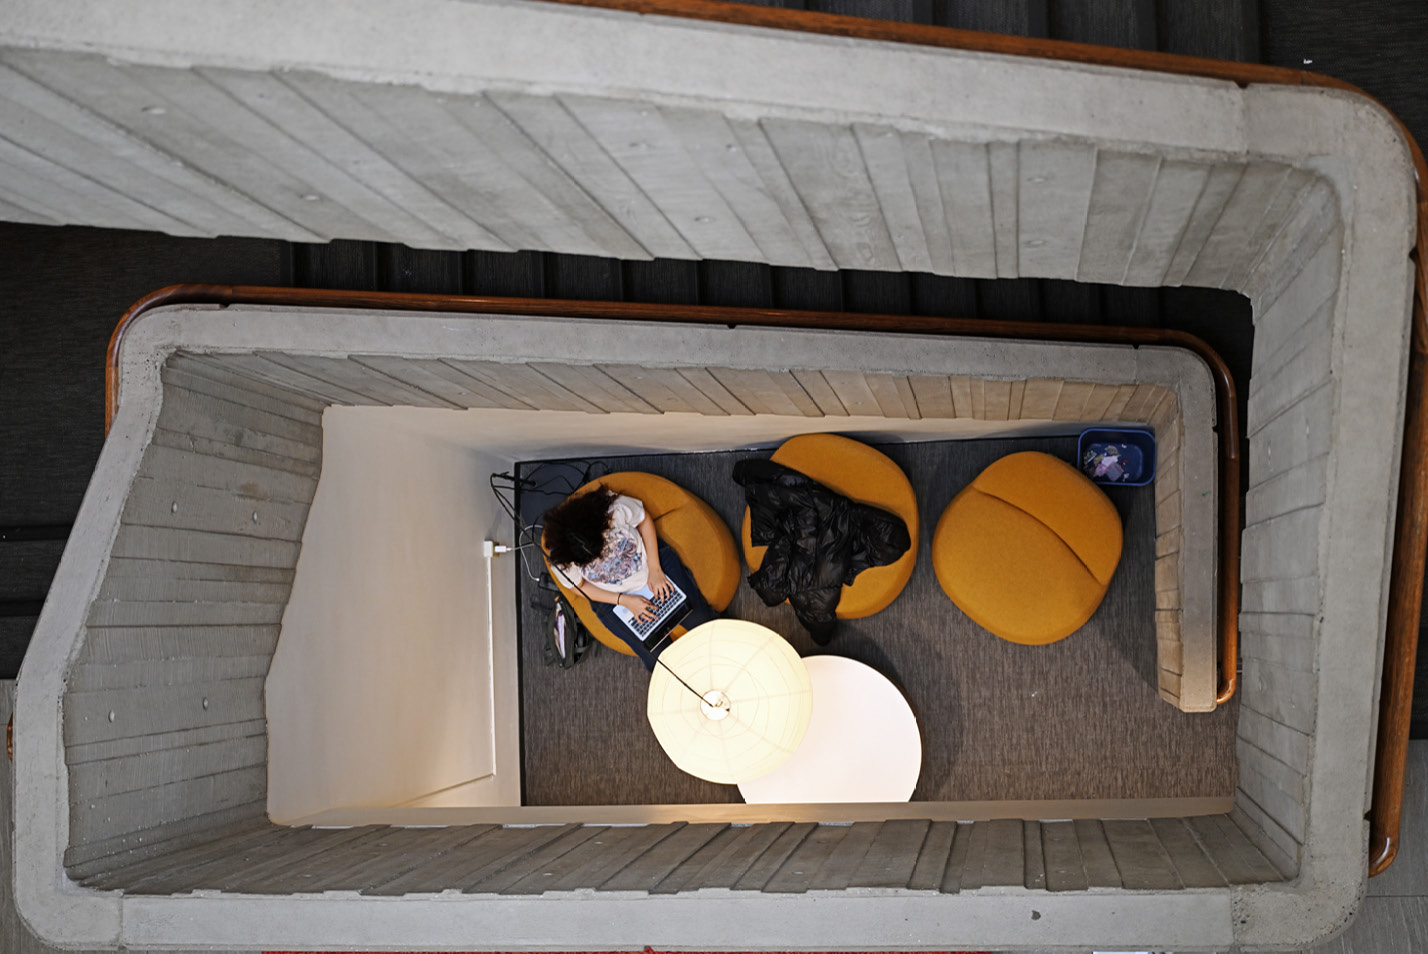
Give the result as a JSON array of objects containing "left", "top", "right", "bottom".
[{"left": 646, "top": 619, "right": 813, "bottom": 785}]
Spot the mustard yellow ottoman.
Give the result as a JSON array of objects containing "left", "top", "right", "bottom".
[
  {"left": 933, "top": 451, "right": 1123, "bottom": 645},
  {"left": 546, "top": 472, "right": 740, "bottom": 656},
  {"left": 741, "top": 433, "right": 919, "bottom": 619}
]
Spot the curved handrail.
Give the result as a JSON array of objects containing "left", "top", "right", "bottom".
[
  {"left": 106, "top": 283, "right": 1240, "bottom": 708},
  {"left": 539, "top": 0, "right": 1428, "bottom": 879}
]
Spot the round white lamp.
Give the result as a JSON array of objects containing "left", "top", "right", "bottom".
[
  {"left": 646, "top": 619, "right": 813, "bottom": 784},
  {"left": 738, "top": 654, "right": 922, "bottom": 804}
]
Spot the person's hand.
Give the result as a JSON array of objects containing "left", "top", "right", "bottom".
[
  {"left": 620, "top": 593, "right": 657, "bottom": 622},
  {"left": 648, "top": 568, "right": 673, "bottom": 601}
]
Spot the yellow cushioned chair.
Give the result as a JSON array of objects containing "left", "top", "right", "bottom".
[
  {"left": 741, "top": 433, "right": 919, "bottom": 619},
  {"left": 547, "top": 472, "right": 740, "bottom": 656},
  {"left": 933, "top": 451, "right": 1123, "bottom": 645}
]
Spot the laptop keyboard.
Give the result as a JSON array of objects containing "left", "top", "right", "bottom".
[{"left": 614, "top": 581, "right": 687, "bottom": 641}]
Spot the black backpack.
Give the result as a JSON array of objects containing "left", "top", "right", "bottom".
[{"left": 540, "top": 574, "right": 597, "bottom": 669}]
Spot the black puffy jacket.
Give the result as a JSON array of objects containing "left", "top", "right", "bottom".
[{"left": 733, "top": 458, "right": 911, "bottom": 644}]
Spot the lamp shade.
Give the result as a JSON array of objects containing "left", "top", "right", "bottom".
[{"left": 646, "top": 619, "right": 813, "bottom": 784}]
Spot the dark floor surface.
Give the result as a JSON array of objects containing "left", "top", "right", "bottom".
[
  {"left": 515, "top": 438, "right": 1238, "bottom": 806},
  {"left": 2, "top": 0, "right": 1426, "bottom": 740}
]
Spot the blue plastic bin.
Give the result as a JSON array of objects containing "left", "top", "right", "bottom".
[{"left": 1077, "top": 427, "right": 1156, "bottom": 487}]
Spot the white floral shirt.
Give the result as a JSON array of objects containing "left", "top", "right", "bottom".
[{"left": 554, "top": 495, "right": 648, "bottom": 593}]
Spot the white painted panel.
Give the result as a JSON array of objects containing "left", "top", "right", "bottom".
[{"left": 265, "top": 414, "right": 518, "bottom": 821}]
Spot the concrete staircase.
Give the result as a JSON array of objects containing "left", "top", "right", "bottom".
[{"left": 4, "top": 1, "right": 1425, "bottom": 951}]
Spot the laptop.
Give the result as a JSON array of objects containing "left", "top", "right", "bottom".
[{"left": 611, "top": 579, "right": 691, "bottom": 653}]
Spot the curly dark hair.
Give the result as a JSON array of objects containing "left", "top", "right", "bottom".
[{"left": 542, "top": 485, "right": 619, "bottom": 568}]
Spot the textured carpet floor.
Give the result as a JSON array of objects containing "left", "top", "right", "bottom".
[{"left": 516, "top": 436, "right": 1238, "bottom": 806}]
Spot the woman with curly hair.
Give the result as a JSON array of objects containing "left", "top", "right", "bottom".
[{"left": 542, "top": 485, "right": 715, "bottom": 668}]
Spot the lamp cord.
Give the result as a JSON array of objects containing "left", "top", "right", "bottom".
[{"left": 654, "top": 654, "right": 717, "bottom": 708}]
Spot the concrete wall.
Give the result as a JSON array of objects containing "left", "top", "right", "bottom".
[
  {"left": 0, "top": 43, "right": 1322, "bottom": 284},
  {"left": 265, "top": 410, "right": 518, "bottom": 823},
  {"left": 22, "top": 274, "right": 1406, "bottom": 951},
  {"left": 1230, "top": 180, "right": 1349, "bottom": 879},
  {"left": 61, "top": 355, "right": 322, "bottom": 880}
]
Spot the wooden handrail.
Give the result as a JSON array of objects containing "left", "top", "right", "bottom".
[
  {"left": 104, "top": 0, "right": 1427, "bottom": 875},
  {"left": 537, "top": 0, "right": 1428, "bottom": 881},
  {"left": 106, "top": 283, "right": 1241, "bottom": 712}
]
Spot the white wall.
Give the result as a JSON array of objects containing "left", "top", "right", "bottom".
[{"left": 265, "top": 410, "right": 518, "bottom": 823}]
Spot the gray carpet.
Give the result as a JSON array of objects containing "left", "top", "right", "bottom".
[{"left": 516, "top": 436, "right": 1238, "bottom": 806}]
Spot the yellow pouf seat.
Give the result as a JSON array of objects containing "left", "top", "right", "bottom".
[
  {"left": 550, "top": 472, "right": 740, "bottom": 656},
  {"left": 741, "top": 433, "right": 919, "bottom": 619},
  {"left": 933, "top": 451, "right": 1123, "bottom": 645}
]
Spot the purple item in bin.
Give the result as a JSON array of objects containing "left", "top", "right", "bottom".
[
  {"left": 1077, "top": 428, "right": 1156, "bottom": 487},
  {"left": 1084, "top": 443, "right": 1138, "bottom": 483}
]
